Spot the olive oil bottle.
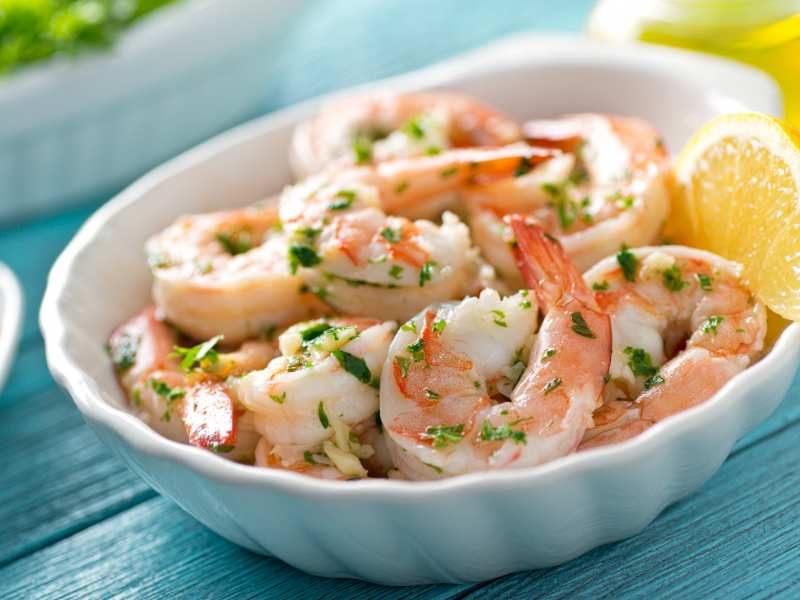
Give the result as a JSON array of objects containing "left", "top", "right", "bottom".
[{"left": 589, "top": 1, "right": 800, "bottom": 125}]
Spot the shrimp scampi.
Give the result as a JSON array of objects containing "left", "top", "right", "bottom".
[
  {"left": 579, "top": 245, "right": 767, "bottom": 450},
  {"left": 465, "top": 114, "right": 670, "bottom": 287}
]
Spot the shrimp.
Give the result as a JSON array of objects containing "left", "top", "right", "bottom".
[
  {"left": 578, "top": 246, "right": 767, "bottom": 451},
  {"left": 290, "top": 91, "right": 522, "bottom": 180},
  {"left": 464, "top": 114, "right": 670, "bottom": 287},
  {"left": 146, "top": 202, "right": 326, "bottom": 345},
  {"left": 279, "top": 146, "right": 555, "bottom": 322},
  {"left": 380, "top": 217, "right": 611, "bottom": 479},
  {"left": 235, "top": 317, "right": 396, "bottom": 479},
  {"left": 108, "top": 306, "right": 276, "bottom": 460}
]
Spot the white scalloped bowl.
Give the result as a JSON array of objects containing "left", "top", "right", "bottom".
[
  {"left": 40, "top": 34, "right": 800, "bottom": 585},
  {"left": 0, "top": 262, "right": 23, "bottom": 399}
]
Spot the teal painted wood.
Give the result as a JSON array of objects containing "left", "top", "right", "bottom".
[
  {"left": 2, "top": 395, "right": 800, "bottom": 599},
  {"left": 2, "top": 1, "right": 800, "bottom": 598}
]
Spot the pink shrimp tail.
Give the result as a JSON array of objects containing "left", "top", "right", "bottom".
[{"left": 506, "top": 215, "right": 594, "bottom": 310}]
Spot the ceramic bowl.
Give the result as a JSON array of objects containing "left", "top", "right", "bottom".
[
  {"left": 40, "top": 34, "right": 799, "bottom": 585},
  {"left": 0, "top": 0, "right": 302, "bottom": 224},
  {"left": 0, "top": 262, "right": 23, "bottom": 398}
]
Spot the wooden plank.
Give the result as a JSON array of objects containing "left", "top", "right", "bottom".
[
  {"left": 0, "top": 496, "right": 475, "bottom": 600},
  {"left": 0, "top": 338, "right": 52, "bottom": 405},
  {"left": 3, "top": 412, "right": 800, "bottom": 599},
  {"left": 0, "top": 387, "right": 154, "bottom": 566},
  {"left": 0, "top": 203, "right": 98, "bottom": 344},
  {"left": 463, "top": 422, "right": 800, "bottom": 600}
]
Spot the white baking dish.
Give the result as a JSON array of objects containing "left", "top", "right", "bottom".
[
  {"left": 40, "top": 34, "right": 798, "bottom": 584},
  {"left": 0, "top": 0, "right": 301, "bottom": 223}
]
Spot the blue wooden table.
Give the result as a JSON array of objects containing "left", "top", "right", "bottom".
[{"left": 2, "top": 2, "right": 800, "bottom": 597}]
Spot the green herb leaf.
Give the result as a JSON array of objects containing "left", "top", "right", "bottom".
[
  {"left": 644, "top": 373, "right": 665, "bottom": 389},
  {"left": 110, "top": 333, "right": 139, "bottom": 372},
  {"left": 269, "top": 391, "right": 286, "bottom": 404},
  {"left": 210, "top": 444, "right": 235, "bottom": 454},
  {"left": 389, "top": 264, "right": 404, "bottom": 280},
  {"left": 406, "top": 338, "right": 425, "bottom": 362},
  {"left": 480, "top": 421, "right": 527, "bottom": 445},
  {"left": 216, "top": 231, "right": 252, "bottom": 255},
  {"left": 543, "top": 377, "right": 562, "bottom": 394},
  {"left": 432, "top": 319, "right": 446, "bottom": 333},
  {"left": 353, "top": 138, "right": 372, "bottom": 163},
  {"left": 172, "top": 335, "right": 223, "bottom": 372},
  {"left": 300, "top": 322, "right": 332, "bottom": 343},
  {"left": 423, "top": 424, "right": 464, "bottom": 448},
  {"left": 402, "top": 116, "right": 425, "bottom": 139},
  {"left": 419, "top": 261, "right": 437, "bottom": 287},
  {"left": 318, "top": 401, "right": 330, "bottom": 428},
  {"left": 440, "top": 166, "right": 459, "bottom": 178},
  {"left": 288, "top": 244, "right": 322, "bottom": 274},
  {"left": 329, "top": 189, "right": 356, "bottom": 211},
  {"left": 395, "top": 355, "right": 411, "bottom": 378},
  {"left": 303, "top": 450, "right": 317, "bottom": 464},
  {"left": 401, "top": 321, "right": 417, "bottom": 333},
  {"left": 380, "top": 227, "right": 401, "bottom": 243},
  {"left": 570, "top": 312, "right": 595, "bottom": 338},
  {"left": 617, "top": 247, "right": 638, "bottom": 282},
  {"left": 662, "top": 265, "right": 686, "bottom": 292},
  {"left": 702, "top": 315, "right": 724, "bottom": 335},
  {"left": 592, "top": 280, "right": 610, "bottom": 292},
  {"left": 697, "top": 273, "right": 713, "bottom": 291},
  {"left": 541, "top": 347, "right": 557, "bottom": 362},
  {"left": 623, "top": 346, "right": 659, "bottom": 378},
  {"left": 514, "top": 157, "right": 532, "bottom": 177},
  {"left": 491, "top": 309, "right": 508, "bottom": 327},
  {"left": 332, "top": 350, "right": 372, "bottom": 384}
]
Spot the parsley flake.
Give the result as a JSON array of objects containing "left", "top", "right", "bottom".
[
  {"left": 697, "top": 273, "right": 713, "bottom": 291},
  {"left": 617, "top": 247, "right": 638, "bottom": 282},
  {"left": 419, "top": 261, "right": 437, "bottom": 287},
  {"left": 332, "top": 350, "right": 372, "bottom": 384},
  {"left": 480, "top": 421, "right": 527, "bottom": 445},
  {"left": 570, "top": 312, "right": 595, "bottom": 338},
  {"left": 216, "top": 231, "right": 252, "bottom": 255},
  {"left": 329, "top": 189, "right": 356, "bottom": 211},
  {"left": 592, "top": 280, "right": 610, "bottom": 291},
  {"left": 318, "top": 401, "right": 330, "bottom": 428},
  {"left": 662, "top": 265, "right": 686, "bottom": 292},
  {"left": 380, "top": 227, "right": 401, "bottom": 243},
  {"left": 172, "top": 335, "right": 223, "bottom": 372},
  {"left": 423, "top": 424, "right": 464, "bottom": 448},
  {"left": 702, "top": 315, "right": 724, "bottom": 335},
  {"left": 288, "top": 244, "right": 321, "bottom": 274},
  {"left": 543, "top": 377, "right": 562, "bottom": 394}
]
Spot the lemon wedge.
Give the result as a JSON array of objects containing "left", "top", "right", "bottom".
[{"left": 668, "top": 112, "right": 800, "bottom": 327}]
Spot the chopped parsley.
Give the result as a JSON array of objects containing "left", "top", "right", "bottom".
[
  {"left": 303, "top": 450, "right": 317, "bottom": 464},
  {"left": 440, "top": 166, "right": 459, "bottom": 178},
  {"left": 419, "top": 261, "right": 437, "bottom": 287},
  {"left": 570, "top": 312, "right": 595, "bottom": 338},
  {"left": 209, "top": 444, "right": 235, "bottom": 454},
  {"left": 406, "top": 338, "right": 425, "bottom": 362},
  {"left": 543, "top": 377, "right": 562, "bottom": 394},
  {"left": 352, "top": 137, "right": 372, "bottom": 164},
  {"left": 380, "top": 227, "right": 401, "bottom": 243},
  {"left": 514, "top": 157, "right": 533, "bottom": 177},
  {"left": 395, "top": 355, "right": 411, "bottom": 378},
  {"left": 269, "top": 391, "right": 286, "bottom": 404},
  {"left": 288, "top": 244, "right": 321, "bottom": 274},
  {"left": 491, "top": 309, "right": 508, "bottom": 328},
  {"left": 702, "top": 315, "right": 724, "bottom": 335},
  {"left": 623, "top": 346, "right": 659, "bottom": 378},
  {"left": 216, "top": 231, "right": 252, "bottom": 255},
  {"left": 609, "top": 190, "right": 635, "bottom": 209},
  {"left": 425, "top": 389, "right": 441, "bottom": 400},
  {"left": 592, "top": 280, "right": 610, "bottom": 291},
  {"left": 519, "top": 299, "right": 532, "bottom": 309},
  {"left": 433, "top": 319, "right": 446, "bottom": 333},
  {"left": 617, "top": 247, "right": 638, "bottom": 282},
  {"left": 542, "top": 182, "right": 578, "bottom": 231},
  {"left": 423, "top": 424, "right": 464, "bottom": 448},
  {"left": 300, "top": 322, "right": 332, "bottom": 343},
  {"left": 110, "top": 333, "right": 139, "bottom": 372},
  {"left": 402, "top": 116, "right": 425, "bottom": 139},
  {"left": 389, "top": 264, "right": 404, "bottom": 280},
  {"left": 401, "top": 321, "right": 417, "bottom": 333},
  {"left": 480, "top": 421, "right": 527, "bottom": 445},
  {"left": 332, "top": 350, "right": 372, "bottom": 384},
  {"left": 171, "top": 335, "right": 223, "bottom": 372},
  {"left": 329, "top": 189, "right": 356, "bottom": 211},
  {"left": 375, "top": 411, "right": 383, "bottom": 433},
  {"left": 541, "top": 347, "right": 557, "bottom": 362},
  {"left": 317, "top": 401, "right": 330, "bottom": 429},
  {"left": 425, "top": 146, "right": 442, "bottom": 156},
  {"left": 662, "top": 265, "right": 686, "bottom": 292},
  {"left": 697, "top": 273, "right": 713, "bottom": 291},
  {"left": 149, "top": 379, "right": 186, "bottom": 422},
  {"left": 623, "top": 346, "right": 664, "bottom": 389},
  {"left": 395, "top": 181, "right": 410, "bottom": 194}
]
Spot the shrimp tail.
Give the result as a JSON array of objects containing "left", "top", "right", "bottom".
[{"left": 506, "top": 214, "right": 593, "bottom": 309}]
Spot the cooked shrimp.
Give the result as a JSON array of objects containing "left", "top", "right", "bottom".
[
  {"left": 464, "top": 114, "right": 669, "bottom": 287},
  {"left": 236, "top": 317, "right": 396, "bottom": 479},
  {"left": 279, "top": 146, "right": 555, "bottom": 321},
  {"left": 578, "top": 246, "right": 767, "bottom": 451},
  {"left": 146, "top": 202, "right": 326, "bottom": 345},
  {"left": 290, "top": 91, "right": 522, "bottom": 179},
  {"left": 108, "top": 306, "right": 275, "bottom": 460},
  {"left": 380, "top": 217, "right": 611, "bottom": 479}
]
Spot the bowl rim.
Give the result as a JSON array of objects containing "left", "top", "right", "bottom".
[
  {"left": 0, "top": 262, "right": 23, "bottom": 396},
  {"left": 40, "top": 32, "right": 799, "bottom": 498}
]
